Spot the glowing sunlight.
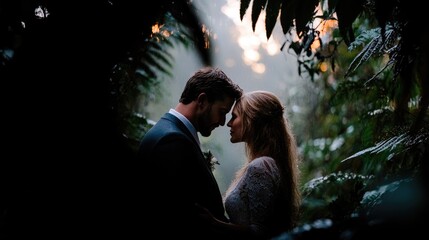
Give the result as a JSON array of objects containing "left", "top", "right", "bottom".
[{"left": 221, "top": 0, "right": 281, "bottom": 75}]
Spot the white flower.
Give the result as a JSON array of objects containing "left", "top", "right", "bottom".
[{"left": 203, "top": 150, "right": 219, "bottom": 171}]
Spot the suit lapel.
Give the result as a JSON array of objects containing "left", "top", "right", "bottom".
[
  {"left": 163, "top": 113, "right": 218, "bottom": 178},
  {"left": 163, "top": 113, "right": 200, "bottom": 148}
]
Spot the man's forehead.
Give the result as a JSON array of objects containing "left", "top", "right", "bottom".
[{"left": 214, "top": 97, "right": 234, "bottom": 107}]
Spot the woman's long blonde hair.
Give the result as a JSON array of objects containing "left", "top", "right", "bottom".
[{"left": 227, "top": 90, "right": 301, "bottom": 229}]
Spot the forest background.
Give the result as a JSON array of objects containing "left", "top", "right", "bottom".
[{"left": 1, "top": 0, "right": 427, "bottom": 239}]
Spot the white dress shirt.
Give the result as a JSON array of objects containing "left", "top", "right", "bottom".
[{"left": 169, "top": 108, "right": 201, "bottom": 148}]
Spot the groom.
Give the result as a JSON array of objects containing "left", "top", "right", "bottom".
[{"left": 138, "top": 67, "right": 242, "bottom": 238}]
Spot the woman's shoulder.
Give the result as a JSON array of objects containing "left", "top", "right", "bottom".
[
  {"left": 250, "top": 156, "right": 274, "bottom": 165},
  {"left": 246, "top": 157, "right": 281, "bottom": 186},
  {"left": 248, "top": 156, "right": 278, "bottom": 172}
]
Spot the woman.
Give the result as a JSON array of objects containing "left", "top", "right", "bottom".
[{"left": 199, "top": 90, "right": 301, "bottom": 239}]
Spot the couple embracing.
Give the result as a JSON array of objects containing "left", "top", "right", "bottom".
[{"left": 138, "top": 67, "right": 301, "bottom": 239}]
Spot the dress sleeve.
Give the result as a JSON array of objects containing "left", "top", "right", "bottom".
[{"left": 244, "top": 157, "right": 280, "bottom": 235}]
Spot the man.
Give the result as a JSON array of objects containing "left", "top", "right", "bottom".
[{"left": 138, "top": 67, "right": 242, "bottom": 238}]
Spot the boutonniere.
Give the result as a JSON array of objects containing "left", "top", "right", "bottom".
[{"left": 203, "top": 150, "right": 219, "bottom": 171}]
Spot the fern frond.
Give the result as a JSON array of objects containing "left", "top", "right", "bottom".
[{"left": 346, "top": 28, "right": 396, "bottom": 77}]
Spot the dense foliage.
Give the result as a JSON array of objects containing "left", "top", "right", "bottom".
[
  {"left": 0, "top": 0, "right": 212, "bottom": 238},
  {"left": 239, "top": 0, "right": 428, "bottom": 237},
  {"left": 1, "top": 0, "right": 428, "bottom": 238}
]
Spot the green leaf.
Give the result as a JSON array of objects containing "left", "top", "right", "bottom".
[
  {"left": 328, "top": 0, "right": 339, "bottom": 14},
  {"left": 335, "top": 0, "right": 365, "bottom": 45},
  {"left": 295, "top": 0, "right": 319, "bottom": 36},
  {"left": 251, "top": 0, "right": 268, "bottom": 31},
  {"left": 240, "top": 0, "right": 252, "bottom": 20},
  {"left": 279, "top": 0, "right": 297, "bottom": 34},
  {"left": 265, "top": 0, "right": 282, "bottom": 39}
]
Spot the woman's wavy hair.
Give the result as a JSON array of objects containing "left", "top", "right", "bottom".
[{"left": 234, "top": 90, "right": 301, "bottom": 229}]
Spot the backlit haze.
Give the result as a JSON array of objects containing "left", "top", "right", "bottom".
[{"left": 145, "top": 0, "right": 306, "bottom": 193}]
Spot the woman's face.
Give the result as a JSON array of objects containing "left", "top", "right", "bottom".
[{"left": 227, "top": 106, "right": 243, "bottom": 143}]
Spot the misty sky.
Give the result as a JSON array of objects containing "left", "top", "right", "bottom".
[{"left": 144, "top": 0, "right": 309, "bottom": 193}]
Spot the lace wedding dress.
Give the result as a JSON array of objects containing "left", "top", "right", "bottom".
[{"left": 224, "top": 156, "right": 288, "bottom": 237}]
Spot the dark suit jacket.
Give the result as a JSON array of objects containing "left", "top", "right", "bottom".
[{"left": 138, "top": 112, "right": 230, "bottom": 238}]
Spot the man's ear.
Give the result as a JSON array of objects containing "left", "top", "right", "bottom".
[{"left": 196, "top": 93, "right": 208, "bottom": 108}]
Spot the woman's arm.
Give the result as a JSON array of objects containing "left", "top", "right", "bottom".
[{"left": 195, "top": 203, "right": 262, "bottom": 239}]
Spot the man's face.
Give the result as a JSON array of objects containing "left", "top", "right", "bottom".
[{"left": 198, "top": 96, "right": 235, "bottom": 137}]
